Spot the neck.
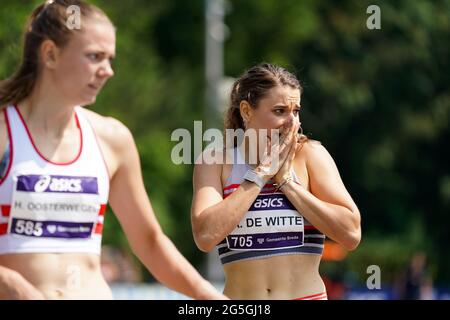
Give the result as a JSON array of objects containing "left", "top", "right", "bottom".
[{"left": 17, "top": 76, "right": 78, "bottom": 138}]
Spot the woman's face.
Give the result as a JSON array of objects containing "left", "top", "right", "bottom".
[
  {"left": 49, "top": 19, "right": 116, "bottom": 106},
  {"left": 246, "top": 85, "right": 301, "bottom": 136}
]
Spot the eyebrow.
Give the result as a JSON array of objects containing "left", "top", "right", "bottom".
[
  {"left": 273, "top": 103, "right": 301, "bottom": 109},
  {"left": 88, "top": 46, "right": 115, "bottom": 56},
  {"left": 102, "top": 50, "right": 115, "bottom": 58},
  {"left": 98, "top": 51, "right": 116, "bottom": 60}
]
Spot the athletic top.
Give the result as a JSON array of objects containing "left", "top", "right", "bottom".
[
  {"left": 0, "top": 141, "right": 9, "bottom": 179},
  {"left": 217, "top": 147, "right": 325, "bottom": 265},
  {"left": 0, "top": 105, "right": 109, "bottom": 255}
]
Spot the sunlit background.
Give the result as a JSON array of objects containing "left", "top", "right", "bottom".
[{"left": 1, "top": 0, "right": 449, "bottom": 299}]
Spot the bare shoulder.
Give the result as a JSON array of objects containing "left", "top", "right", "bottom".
[
  {"left": 193, "top": 146, "right": 225, "bottom": 189},
  {"left": 295, "top": 138, "right": 328, "bottom": 163},
  {"left": 296, "top": 138, "right": 346, "bottom": 190},
  {"left": 80, "top": 107, "right": 135, "bottom": 152},
  {"left": 194, "top": 147, "right": 225, "bottom": 175},
  {"left": 297, "top": 139, "right": 341, "bottom": 175},
  {"left": 79, "top": 108, "right": 136, "bottom": 177}
]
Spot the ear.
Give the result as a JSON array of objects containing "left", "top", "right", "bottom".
[
  {"left": 239, "top": 100, "right": 254, "bottom": 124},
  {"left": 40, "top": 39, "right": 61, "bottom": 69}
]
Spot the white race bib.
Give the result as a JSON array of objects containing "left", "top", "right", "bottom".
[
  {"left": 226, "top": 193, "right": 304, "bottom": 251},
  {"left": 8, "top": 174, "right": 101, "bottom": 239}
]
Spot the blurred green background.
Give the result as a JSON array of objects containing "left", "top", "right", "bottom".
[{"left": 1, "top": 0, "right": 448, "bottom": 295}]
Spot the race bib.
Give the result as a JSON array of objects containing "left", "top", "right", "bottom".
[
  {"left": 8, "top": 174, "right": 101, "bottom": 239},
  {"left": 226, "top": 193, "right": 304, "bottom": 251}
]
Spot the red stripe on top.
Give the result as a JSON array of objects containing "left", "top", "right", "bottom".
[
  {"left": 223, "top": 183, "right": 275, "bottom": 192},
  {"left": 223, "top": 193, "right": 232, "bottom": 199},
  {"left": 223, "top": 189, "right": 280, "bottom": 199},
  {"left": 294, "top": 292, "right": 327, "bottom": 300},
  {"left": 223, "top": 183, "right": 240, "bottom": 191},
  {"left": 0, "top": 223, "right": 7, "bottom": 235},
  {"left": 223, "top": 189, "right": 275, "bottom": 199},
  {"left": 98, "top": 204, "right": 107, "bottom": 216},
  {"left": 0, "top": 108, "right": 14, "bottom": 186},
  {"left": 304, "top": 225, "right": 317, "bottom": 230},
  {"left": 1, "top": 205, "right": 11, "bottom": 217},
  {"left": 14, "top": 105, "right": 83, "bottom": 166},
  {"left": 94, "top": 223, "right": 103, "bottom": 234},
  {"left": 95, "top": 204, "right": 107, "bottom": 234}
]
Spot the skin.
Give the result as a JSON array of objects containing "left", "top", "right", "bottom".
[
  {"left": 192, "top": 85, "right": 361, "bottom": 299},
  {"left": 0, "top": 18, "right": 226, "bottom": 300}
]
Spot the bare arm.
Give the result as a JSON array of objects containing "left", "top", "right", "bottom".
[
  {"left": 191, "top": 160, "right": 263, "bottom": 252},
  {"left": 105, "top": 120, "right": 226, "bottom": 299},
  {"left": 279, "top": 142, "right": 361, "bottom": 251},
  {"left": 0, "top": 266, "right": 44, "bottom": 300}
]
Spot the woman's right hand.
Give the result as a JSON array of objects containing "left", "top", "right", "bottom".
[
  {"left": 255, "top": 118, "right": 298, "bottom": 181},
  {"left": 0, "top": 269, "right": 45, "bottom": 300}
]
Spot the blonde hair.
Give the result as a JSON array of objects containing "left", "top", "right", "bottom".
[{"left": 0, "top": 0, "right": 112, "bottom": 107}]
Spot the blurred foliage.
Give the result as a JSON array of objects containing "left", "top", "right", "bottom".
[{"left": 1, "top": 0, "right": 448, "bottom": 283}]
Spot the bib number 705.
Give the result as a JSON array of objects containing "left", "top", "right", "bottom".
[{"left": 230, "top": 235, "right": 253, "bottom": 248}]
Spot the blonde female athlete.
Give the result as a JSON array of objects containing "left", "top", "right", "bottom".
[
  {"left": 191, "top": 63, "right": 361, "bottom": 300},
  {"left": 0, "top": 0, "right": 226, "bottom": 300}
]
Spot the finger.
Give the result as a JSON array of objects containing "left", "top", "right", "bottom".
[
  {"left": 294, "top": 121, "right": 300, "bottom": 135},
  {"left": 280, "top": 121, "right": 293, "bottom": 138},
  {"left": 265, "top": 134, "right": 272, "bottom": 157},
  {"left": 260, "top": 135, "right": 271, "bottom": 163},
  {"left": 291, "top": 120, "right": 299, "bottom": 137},
  {"left": 281, "top": 123, "right": 297, "bottom": 148},
  {"left": 288, "top": 134, "right": 297, "bottom": 159},
  {"left": 278, "top": 139, "right": 293, "bottom": 162},
  {"left": 284, "top": 135, "right": 296, "bottom": 159},
  {"left": 282, "top": 120, "right": 295, "bottom": 139},
  {"left": 276, "top": 140, "right": 296, "bottom": 173},
  {"left": 278, "top": 137, "right": 291, "bottom": 154}
]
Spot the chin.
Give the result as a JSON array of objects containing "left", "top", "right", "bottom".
[{"left": 79, "top": 96, "right": 97, "bottom": 107}]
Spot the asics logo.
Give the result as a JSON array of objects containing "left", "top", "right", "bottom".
[
  {"left": 253, "top": 197, "right": 283, "bottom": 209},
  {"left": 34, "top": 175, "right": 83, "bottom": 193}
]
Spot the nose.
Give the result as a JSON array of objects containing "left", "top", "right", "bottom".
[
  {"left": 286, "top": 112, "right": 298, "bottom": 125},
  {"left": 98, "top": 62, "right": 114, "bottom": 78}
]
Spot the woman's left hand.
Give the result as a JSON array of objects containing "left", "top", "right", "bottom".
[{"left": 273, "top": 121, "right": 301, "bottom": 185}]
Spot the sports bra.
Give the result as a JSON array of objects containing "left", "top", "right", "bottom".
[
  {"left": 0, "top": 105, "right": 109, "bottom": 255},
  {"left": 216, "top": 147, "right": 325, "bottom": 265}
]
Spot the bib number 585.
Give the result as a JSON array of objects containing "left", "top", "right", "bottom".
[{"left": 14, "top": 220, "right": 43, "bottom": 237}]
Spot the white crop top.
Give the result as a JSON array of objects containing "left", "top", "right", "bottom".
[{"left": 0, "top": 106, "right": 109, "bottom": 255}]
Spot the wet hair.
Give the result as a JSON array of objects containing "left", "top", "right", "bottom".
[
  {"left": 224, "top": 63, "right": 307, "bottom": 146},
  {"left": 0, "top": 0, "right": 112, "bottom": 107}
]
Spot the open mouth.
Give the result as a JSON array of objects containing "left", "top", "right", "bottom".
[{"left": 88, "top": 84, "right": 100, "bottom": 90}]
